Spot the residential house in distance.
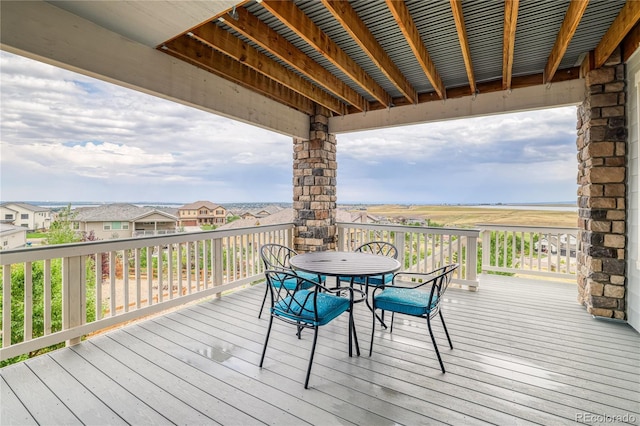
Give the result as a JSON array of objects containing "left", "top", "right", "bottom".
[
  {"left": 218, "top": 207, "right": 376, "bottom": 231},
  {"left": 239, "top": 205, "right": 283, "bottom": 220},
  {"left": 0, "top": 202, "right": 52, "bottom": 230},
  {"left": 217, "top": 207, "right": 381, "bottom": 257},
  {"left": 178, "top": 201, "right": 227, "bottom": 227},
  {"left": 72, "top": 203, "right": 179, "bottom": 239},
  {"left": 0, "top": 223, "right": 28, "bottom": 250}
]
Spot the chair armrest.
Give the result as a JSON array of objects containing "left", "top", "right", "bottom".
[
  {"left": 389, "top": 271, "right": 440, "bottom": 290},
  {"left": 316, "top": 282, "right": 355, "bottom": 301},
  {"left": 372, "top": 263, "right": 459, "bottom": 293}
]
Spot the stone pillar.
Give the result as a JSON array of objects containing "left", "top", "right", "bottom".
[
  {"left": 293, "top": 107, "right": 337, "bottom": 252},
  {"left": 576, "top": 47, "right": 627, "bottom": 319}
]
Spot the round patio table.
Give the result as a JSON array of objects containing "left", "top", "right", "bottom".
[
  {"left": 289, "top": 251, "right": 401, "bottom": 278},
  {"left": 290, "top": 251, "right": 401, "bottom": 356}
]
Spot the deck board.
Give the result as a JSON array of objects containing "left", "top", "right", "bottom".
[{"left": 2, "top": 275, "right": 639, "bottom": 425}]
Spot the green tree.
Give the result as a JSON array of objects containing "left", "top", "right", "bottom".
[
  {"left": 226, "top": 215, "right": 241, "bottom": 223},
  {"left": 1, "top": 206, "right": 97, "bottom": 366},
  {"left": 476, "top": 231, "right": 538, "bottom": 276},
  {"left": 46, "top": 204, "right": 81, "bottom": 245}
]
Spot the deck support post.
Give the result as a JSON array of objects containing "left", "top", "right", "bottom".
[
  {"left": 576, "top": 46, "right": 628, "bottom": 319},
  {"left": 293, "top": 106, "right": 337, "bottom": 252}
]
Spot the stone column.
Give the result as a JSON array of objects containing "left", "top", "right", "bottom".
[
  {"left": 576, "top": 47, "right": 627, "bottom": 319},
  {"left": 292, "top": 107, "right": 337, "bottom": 252}
]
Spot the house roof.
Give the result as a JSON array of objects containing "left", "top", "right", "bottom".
[
  {"left": 73, "top": 204, "right": 178, "bottom": 222},
  {"left": 0, "top": 223, "right": 28, "bottom": 236},
  {"left": 178, "top": 201, "right": 224, "bottom": 211},
  {"left": 241, "top": 205, "right": 284, "bottom": 217},
  {"left": 218, "top": 207, "right": 295, "bottom": 230},
  {"left": 3, "top": 1, "right": 636, "bottom": 138},
  {"left": 0, "top": 202, "right": 50, "bottom": 213},
  {"left": 217, "top": 207, "right": 370, "bottom": 230}
]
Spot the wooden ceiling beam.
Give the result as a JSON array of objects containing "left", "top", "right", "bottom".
[
  {"left": 353, "top": 66, "right": 581, "bottom": 114},
  {"left": 623, "top": 22, "right": 640, "bottom": 62},
  {"left": 220, "top": 6, "right": 368, "bottom": 112},
  {"left": 322, "top": 0, "right": 417, "bottom": 104},
  {"left": 594, "top": 0, "right": 640, "bottom": 68},
  {"left": 502, "top": 0, "right": 519, "bottom": 90},
  {"left": 385, "top": 0, "right": 445, "bottom": 100},
  {"left": 190, "top": 22, "right": 345, "bottom": 115},
  {"left": 260, "top": 0, "right": 392, "bottom": 107},
  {"left": 163, "top": 36, "right": 315, "bottom": 115},
  {"left": 543, "top": 0, "right": 589, "bottom": 84},
  {"left": 450, "top": 0, "right": 476, "bottom": 94}
]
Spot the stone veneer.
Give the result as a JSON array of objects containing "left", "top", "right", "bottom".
[
  {"left": 292, "top": 108, "right": 337, "bottom": 252},
  {"left": 576, "top": 47, "right": 627, "bottom": 319}
]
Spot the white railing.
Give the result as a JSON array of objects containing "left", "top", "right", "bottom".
[
  {"left": 337, "top": 222, "right": 480, "bottom": 289},
  {"left": 0, "top": 224, "right": 293, "bottom": 361},
  {"left": 1, "top": 221, "right": 578, "bottom": 362},
  {"left": 131, "top": 229, "right": 181, "bottom": 237},
  {"left": 480, "top": 224, "right": 578, "bottom": 278},
  {"left": 337, "top": 222, "right": 578, "bottom": 282}
]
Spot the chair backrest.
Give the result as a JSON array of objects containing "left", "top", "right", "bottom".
[
  {"left": 392, "top": 263, "right": 459, "bottom": 312},
  {"left": 264, "top": 269, "right": 319, "bottom": 321},
  {"left": 355, "top": 241, "right": 398, "bottom": 259},
  {"left": 260, "top": 243, "right": 297, "bottom": 270},
  {"left": 432, "top": 263, "right": 459, "bottom": 299}
]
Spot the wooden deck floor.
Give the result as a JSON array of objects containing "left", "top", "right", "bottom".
[{"left": 2, "top": 275, "right": 639, "bottom": 425}]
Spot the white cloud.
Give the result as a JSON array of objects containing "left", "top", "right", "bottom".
[{"left": 1, "top": 50, "right": 579, "bottom": 204}]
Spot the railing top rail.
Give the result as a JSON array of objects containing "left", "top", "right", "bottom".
[
  {"left": 477, "top": 224, "right": 579, "bottom": 233},
  {"left": 0, "top": 223, "right": 294, "bottom": 265},
  {"left": 336, "top": 221, "right": 480, "bottom": 237}
]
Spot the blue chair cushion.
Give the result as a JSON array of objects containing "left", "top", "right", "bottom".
[
  {"left": 274, "top": 290, "right": 350, "bottom": 326},
  {"left": 296, "top": 271, "right": 326, "bottom": 283},
  {"left": 339, "top": 274, "right": 393, "bottom": 286},
  {"left": 272, "top": 271, "right": 323, "bottom": 291},
  {"left": 374, "top": 287, "right": 438, "bottom": 317}
]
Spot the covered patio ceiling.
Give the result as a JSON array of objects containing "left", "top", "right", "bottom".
[{"left": 1, "top": 1, "right": 639, "bottom": 137}]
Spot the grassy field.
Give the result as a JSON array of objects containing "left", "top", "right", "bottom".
[{"left": 361, "top": 205, "right": 578, "bottom": 228}]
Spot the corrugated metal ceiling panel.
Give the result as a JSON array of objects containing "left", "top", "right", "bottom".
[
  {"left": 460, "top": 0, "right": 505, "bottom": 84},
  {"left": 245, "top": 0, "right": 377, "bottom": 103},
  {"left": 218, "top": 0, "right": 629, "bottom": 107},
  {"left": 407, "top": 0, "right": 470, "bottom": 89},
  {"left": 296, "top": 0, "right": 404, "bottom": 100},
  {"left": 512, "top": 0, "right": 569, "bottom": 77},
  {"left": 560, "top": 0, "right": 627, "bottom": 70}
]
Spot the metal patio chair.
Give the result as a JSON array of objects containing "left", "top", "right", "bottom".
[
  {"left": 338, "top": 241, "right": 399, "bottom": 326},
  {"left": 339, "top": 241, "right": 398, "bottom": 289},
  {"left": 260, "top": 269, "right": 357, "bottom": 388},
  {"left": 258, "top": 243, "right": 324, "bottom": 318},
  {"left": 369, "top": 263, "right": 459, "bottom": 373}
]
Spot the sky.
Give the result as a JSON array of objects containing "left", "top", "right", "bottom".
[{"left": 0, "top": 50, "right": 579, "bottom": 205}]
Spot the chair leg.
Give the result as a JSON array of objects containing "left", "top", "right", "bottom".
[
  {"left": 439, "top": 310, "right": 453, "bottom": 349},
  {"left": 350, "top": 309, "right": 360, "bottom": 357},
  {"left": 260, "top": 315, "right": 274, "bottom": 368},
  {"left": 297, "top": 323, "right": 303, "bottom": 339},
  {"left": 364, "top": 290, "right": 387, "bottom": 329},
  {"left": 369, "top": 307, "right": 376, "bottom": 356},
  {"left": 304, "top": 327, "right": 320, "bottom": 389},
  {"left": 427, "top": 316, "right": 446, "bottom": 373},
  {"left": 390, "top": 312, "right": 395, "bottom": 333},
  {"left": 258, "top": 284, "right": 268, "bottom": 318}
]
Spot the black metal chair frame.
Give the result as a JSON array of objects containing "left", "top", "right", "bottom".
[
  {"left": 258, "top": 243, "right": 322, "bottom": 318},
  {"left": 369, "top": 263, "right": 459, "bottom": 373},
  {"left": 354, "top": 241, "right": 399, "bottom": 259},
  {"left": 341, "top": 241, "right": 399, "bottom": 327},
  {"left": 259, "top": 269, "right": 359, "bottom": 389}
]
